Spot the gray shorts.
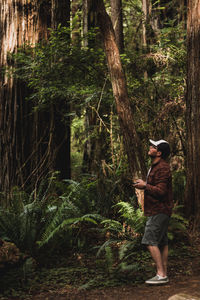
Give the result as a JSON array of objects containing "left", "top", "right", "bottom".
[{"left": 142, "top": 213, "right": 170, "bottom": 247}]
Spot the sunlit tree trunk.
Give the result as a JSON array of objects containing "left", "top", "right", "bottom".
[
  {"left": 185, "top": 0, "right": 200, "bottom": 223},
  {"left": 142, "top": 0, "right": 148, "bottom": 49},
  {"left": 82, "top": 0, "right": 98, "bottom": 174},
  {"left": 71, "top": 0, "right": 81, "bottom": 43},
  {"left": 92, "top": 0, "right": 147, "bottom": 178},
  {"left": 110, "top": 0, "right": 124, "bottom": 53},
  {"left": 82, "top": 0, "right": 89, "bottom": 47},
  {"left": 0, "top": 1, "right": 51, "bottom": 203},
  {"left": 0, "top": 0, "right": 70, "bottom": 204}
]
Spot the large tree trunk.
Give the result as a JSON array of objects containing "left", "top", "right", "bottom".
[
  {"left": 185, "top": 0, "right": 200, "bottom": 222},
  {"left": 110, "top": 0, "right": 124, "bottom": 53},
  {"left": 92, "top": 0, "right": 147, "bottom": 178},
  {"left": 51, "top": 0, "right": 71, "bottom": 180},
  {"left": 82, "top": 0, "right": 89, "bottom": 47},
  {"left": 71, "top": 0, "right": 81, "bottom": 43},
  {"left": 51, "top": 0, "right": 70, "bottom": 28},
  {"left": 0, "top": 1, "right": 51, "bottom": 201},
  {"left": 142, "top": 0, "right": 148, "bottom": 48},
  {"left": 0, "top": 0, "right": 70, "bottom": 203}
]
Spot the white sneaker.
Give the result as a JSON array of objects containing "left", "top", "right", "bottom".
[{"left": 145, "top": 275, "right": 169, "bottom": 285}]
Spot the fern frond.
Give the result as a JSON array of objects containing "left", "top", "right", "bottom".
[
  {"left": 115, "top": 202, "right": 135, "bottom": 221},
  {"left": 114, "top": 201, "right": 146, "bottom": 234},
  {"left": 118, "top": 241, "right": 130, "bottom": 260},
  {"left": 119, "top": 261, "right": 141, "bottom": 272},
  {"left": 96, "top": 239, "right": 118, "bottom": 257},
  {"left": 101, "top": 219, "right": 123, "bottom": 233},
  {"left": 171, "top": 213, "right": 188, "bottom": 225},
  {"left": 39, "top": 212, "right": 101, "bottom": 248}
]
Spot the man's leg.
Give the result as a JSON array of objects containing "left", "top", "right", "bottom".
[
  {"left": 142, "top": 215, "right": 170, "bottom": 283},
  {"left": 160, "top": 245, "right": 168, "bottom": 276},
  {"left": 147, "top": 245, "right": 166, "bottom": 277}
]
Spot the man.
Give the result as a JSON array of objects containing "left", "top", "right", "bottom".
[{"left": 133, "top": 139, "right": 173, "bottom": 285}]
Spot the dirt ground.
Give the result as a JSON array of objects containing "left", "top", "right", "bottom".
[
  {"left": 27, "top": 254, "right": 200, "bottom": 300},
  {"left": 28, "top": 275, "right": 200, "bottom": 300},
  {"left": 2, "top": 238, "right": 200, "bottom": 300},
  {"left": 3, "top": 265, "right": 200, "bottom": 300}
]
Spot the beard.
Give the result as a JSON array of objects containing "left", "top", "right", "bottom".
[{"left": 148, "top": 151, "right": 157, "bottom": 158}]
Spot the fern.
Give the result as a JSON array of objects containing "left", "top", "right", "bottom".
[
  {"left": 96, "top": 201, "right": 147, "bottom": 276},
  {"left": 37, "top": 180, "right": 103, "bottom": 248},
  {"left": 101, "top": 219, "right": 123, "bottom": 234},
  {"left": 119, "top": 261, "right": 141, "bottom": 272},
  {"left": 38, "top": 214, "right": 100, "bottom": 247},
  {"left": 0, "top": 174, "right": 63, "bottom": 254},
  {"left": 168, "top": 210, "right": 189, "bottom": 241},
  {"left": 119, "top": 241, "right": 132, "bottom": 261},
  {"left": 105, "top": 246, "right": 114, "bottom": 274},
  {"left": 114, "top": 201, "right": 146, "bottom": 234},
  {"left": 96, "top": 239, "right": 118, "bottom": 258}
]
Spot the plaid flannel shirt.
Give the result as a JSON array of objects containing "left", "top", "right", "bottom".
[{"left": 144, "top": 158, "right": 173, "bottom": 216}]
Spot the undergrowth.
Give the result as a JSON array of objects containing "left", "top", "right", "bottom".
[
  {"left": 0, "top": 240, "right": 198, "bottom": 300},
  {"left": 0, "top": 173, "right": 195, "bottom": 299}
]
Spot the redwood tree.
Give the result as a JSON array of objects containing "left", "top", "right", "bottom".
[
  {"left": 92, "top": 0, "right": 147, "bottom": 178},
  {"left": 0, "top": 0, "right": 70, "bottom": 203},
  {"left": 110, "top": 0, "right": 124, "bottom": 53},
  {"left": 185, "top": 0, "right": 200, "bottom": 222}
]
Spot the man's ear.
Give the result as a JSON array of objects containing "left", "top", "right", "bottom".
[{"left": 157, "top": 151, "right": 162, "bottom": 157}]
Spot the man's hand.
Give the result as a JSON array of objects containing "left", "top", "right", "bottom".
[{"left": 133, "top": 179, "right": 146, "bottom": 190}]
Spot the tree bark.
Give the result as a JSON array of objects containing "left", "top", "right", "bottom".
[
  {"left": 92, "top": 0, "right": 147, "bottom": 178},
  {"left": 185, "top": 0, "right": 200, "bottom": 222},
  {"left": 51, "top": 0, "right": 70, "bottom": 28},
  {"left": 71, "top": 0, "right": 81, "bottom": 43},
  {"left": 82, "top": 0, "right": 89, "bottom": 47},
  {"left": 110, "top": 0, "right": 124, "bottom": 53},
  {"left": 0, "top": 0, "right": 51, "bottom": 200},
  {"left": 0, "top": 0, "right": 71, "bottom": 201},
  {"left": 51, "top": 0, "right": 71, "bottom": 180},
  {"left": 142, "top": 0, "right": 149, "bottom": 49}
]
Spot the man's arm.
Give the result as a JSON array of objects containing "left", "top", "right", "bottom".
[
  {"left": 145, "top": 168, "right": 171, "bottom": 197},
  {"left": 133, "top": 168, "right": 171, "bottom": 197}
]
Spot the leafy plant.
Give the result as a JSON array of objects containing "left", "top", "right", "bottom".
[
  {"left": 37, "top": 179, "right": 104, "bottom": 251},
  {"left": 96, "top": 201, "right": 146, "bottom": 278},
  {"left": 0, "top": 174, "right": 59, "bottom": 255},
  {"left": 168, "top": 205, "right": 188, "bottom": 242},
  {"left": 114, "top": 201, "right": 146, "bottom": 235}
]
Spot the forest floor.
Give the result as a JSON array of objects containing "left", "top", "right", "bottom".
[
  {"left": 28, "top": 255, "right": 200, "bottom": 300},
  {"left": 31, "top": 275, "right": 200, "bottom": 300},
  {"left": 1, "top": 236, "right": 200, "bottom": 300}
]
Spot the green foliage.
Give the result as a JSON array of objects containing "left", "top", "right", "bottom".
[
  {"left": 0, "top": 0, "right": 194, "bottom": 295},
  {"left": 0, "top": 174, "right": 59, "bottom": 254},
  {"left": 8, "top": 14, "right": 187, "bottom": 181},
  {"left": 97, "top": 199, "right": 189, "bottom": 281},
  {"left": 104, "top": 245, "right": 114, "bottom": 274},
  {"left": 96, "top": 202, "right": 146, "bottom": 277},
  {"left": 172, "top": 170, "right": 186, "bottom": 204},
  {"left": 114, "top": 202, "right": 146, "bottom": 234},
  {"left": 37, "top": 178, "right": 105, "bottom": 250},
  {"left": 0, "top": 175, "right": 103, "bottom": 256},
  {"left": 121, "top": 1, "right": 186, "bottom": 159},
  {"left": 168, "top": 205, "right": 188, "bottom": 242},
  {"left": 11, "top": 27, "right": 107, "bottom": 111}
]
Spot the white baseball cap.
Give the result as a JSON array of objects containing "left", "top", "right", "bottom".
[
  {"left": 149, "top": 139, "right": 169, "bottom": 147},
  {"left": 149, "top": 139, "right": 170, "bottom": 158}
]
